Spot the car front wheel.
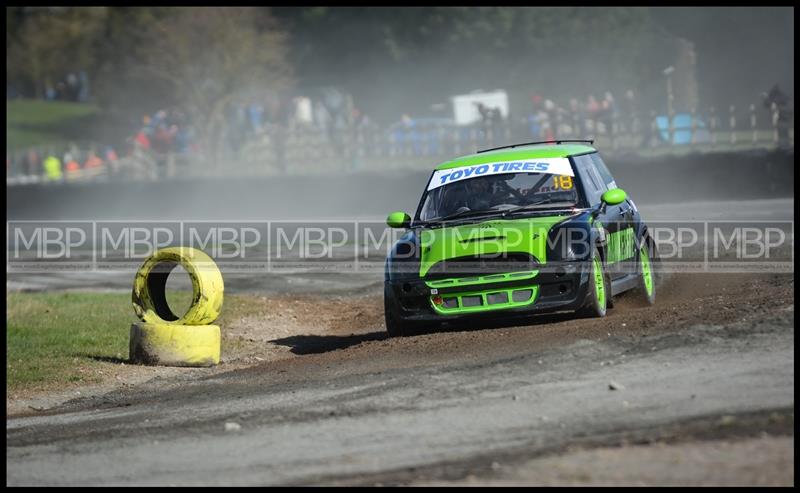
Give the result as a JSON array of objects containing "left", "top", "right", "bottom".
[
  {"left": 578, "top": 247, "right": 610, "bottom": 318},
  {"left": 384, "top": 284, "right": 405, "bottom": 337}
]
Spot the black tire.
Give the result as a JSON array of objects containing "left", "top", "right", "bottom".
[
  {"left": 578, "top": 247, "right": 610, "bottom": 318},
  {"left": 631, "top": 239, "right": 657, "bottom": 306},
  {"left": 384, "top": 284, "right": 405, "bottom": 337},
  {"left": 384, "top": 284, "right": 438, "bottom": 337}
]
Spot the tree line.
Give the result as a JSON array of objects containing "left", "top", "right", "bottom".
[{"left": 7, "top": 7, "right": 792, "bottom": 159}]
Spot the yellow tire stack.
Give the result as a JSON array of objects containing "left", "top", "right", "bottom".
[{"left": 129, "top": 247, "right": 224, "bottom": 367}]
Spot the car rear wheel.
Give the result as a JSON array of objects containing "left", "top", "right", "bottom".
[{"left": 632, "top": 242, "right": 657, "bottom": 306}]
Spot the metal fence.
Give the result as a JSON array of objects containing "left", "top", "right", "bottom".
[{"left": 7, "top": 103, "right": 794, "bottom": 185}]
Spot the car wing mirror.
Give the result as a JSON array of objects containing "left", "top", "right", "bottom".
[
  {"left": 592, "top": 188, "right": 627, "bottom": 219},
  {"left": 601, "top": 188, "right": 627, "bottom": 206},
  {"left": 387, "top": 211, "right": 411, "bottom": 228}
]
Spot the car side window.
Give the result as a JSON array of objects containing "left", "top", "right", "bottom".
[
  {"left": 572, "top": 154, "right": 605, "bottom": 205},
  {"left": 590, "top": 153, "right": 617, "bottom": 189}
]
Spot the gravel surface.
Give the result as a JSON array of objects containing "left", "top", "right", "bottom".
[{"left": 6, "top": 273, "right": 794, "bottom": 485}]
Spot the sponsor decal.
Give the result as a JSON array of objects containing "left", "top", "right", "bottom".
[
  {"left": 606, "top": 227, "right": 636, "bottom": 264},
  {"left": 428, "top": 158, "right": 575, "bottom": 191}
]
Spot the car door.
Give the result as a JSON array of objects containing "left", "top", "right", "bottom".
[
  {"left": 573, "top": 153, "right": 631, "bottom": 280},
  {"left": 590, "top": 153, "right": 638, "bottom": 277}
]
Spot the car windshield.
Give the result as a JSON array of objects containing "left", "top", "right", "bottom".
[{"left": 418, "top": 172, "right": 580, "bottom": 222}]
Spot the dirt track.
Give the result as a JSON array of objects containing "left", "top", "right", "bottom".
[{"left": 6, "top": 270, "right": 794, "bottom": 485}]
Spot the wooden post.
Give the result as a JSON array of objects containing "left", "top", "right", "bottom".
[
  {"left": 611, "top": 112, "right": 619, "bottom": 150},
  {"left": 729, "top": 105, "right": 737, "bottom": 145},
  {"left": 750, "top": 104, "right": 758, "bottom": 144},
  {"left": 470, "top": 127, "right": 478, "bottom": 153},
  {"left": 772, "top": 102, "right": 780, "bottom": 144},
  {"left": 710, "top": 107, "right": 717, "bottom": 146},
  {"left": 650, "top": 110, "right": 658, "bottom": 147},
  {"left": 421, "top": 123, "right": 429, "bottom": 157},
  {"left": 357, "top": 125, "right": 365, "bottom": 158},
  {"left": 667, "top": 109, "right": 674, "bottom": 146},
  {"left": 373, "top": 126, "right": 381, "bottom": 158}
]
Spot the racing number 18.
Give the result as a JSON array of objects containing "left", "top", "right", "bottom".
[{"left": 552, "top": 176, "right": 573, "bottom": 190}]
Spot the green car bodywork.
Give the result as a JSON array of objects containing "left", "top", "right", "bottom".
[
  {"left": 433, "top": 144, "right": 595, "bottom": 170},
  {"left": 384, "top": 142, "right": 657, "bottom": 336},
  {"left": 417, "top": 215, "right": 567, "bottom": 277}
]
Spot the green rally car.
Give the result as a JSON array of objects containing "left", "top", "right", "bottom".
[{"left": 383, "top": 140, "right": 658, "bottom": 337}]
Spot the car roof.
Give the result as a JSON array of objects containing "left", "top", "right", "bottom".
[{"left": 433, "top": 143, "right": 596, "bottom": 171}]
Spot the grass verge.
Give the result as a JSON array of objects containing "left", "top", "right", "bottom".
[
  {"left": 6, "top": 290, "right": 260, "bottom": 394},
  {"left": 6, "top": 99, "right": 101, "bottom": 151}
]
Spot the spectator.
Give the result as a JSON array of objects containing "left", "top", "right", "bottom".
[
  {"left": 134, "top": 128, "right": 151, "bottom": 150},
  {"left": 489, "top": 106, "right": 504, "bottom": 145},
  {"left": 474, "top": 102, "right": 494, "bottom": 144},
  {"left": 530, "top": 94, "right": 544, "bottom": 113},
  {"left": 321, "top": 88, "right": 348, "bottom": 154},
  {"left": 104, "top": 146, "right": 119, "bottom": 175},
  {"left": 248, "top": 103, "right": 264, "bottom": 134},
  {"left": 622, "top": 89, "right": 637, "bottom": 133},
  {"left": 267, "top": 95, "right": 292, "bottom": 173},
  {"left": 541, "top": 100, "right": 556, "bottom": 141},
  {"left": 43, "top": 153, "right": 62, "bottom": 181},
  {"left": 601, "top": 91, "right": 616, "bottom": 136},
  {"left": 152, "top": 122, "right": 176, "bottom": 154},
  {"left": 475, "top": 102, "right": 491, "bottom": 124},
  {"left": 84, "top": 150, "right": 103, "bottom": 168},
  {"left": 586, "top": 94, "right": 600, "bottom": 114},
  {"left": 55, "top": 81, "right": 66, "bottom": 100},
  {"left": 78, "top": 71, "right": 90, "bottom": 102},
  {"left": 527, "top": 95, "right": 545, "bottom": 138},
  {"left": 314, "top": 99, "right": 331, "bottom": 131},
  {"left": 66, "top": 73, "right": 79, "bottom": 101},
  {"left": 26, "top": 149, "right": 40, "bottom": 176},
  {"left": 152, "top": 109, "right": 167, "bottom": 128},
  {"left": 293, "top": 95, "right": 313, "bottom": 128},
  {"left": 568, "top": 98, "right": 582, "bottom": 137},
  {"left": 224, "top": 102, "right": 246, "bottom": 150},
  {"left": 83, "top": 149, "right": 104, "bottom": 179},
  {"left": 63, "top": 152, "right": 81, "bottom": 179},
  {"left": 585, "top": 94, "right": 601, "bottom": 135},
  {"left": 762, "top": 84, "right": 793, "bottom": 147},
  {"left": 176, "top": 125, "right": 193, "bottom": 154},
  {"left": 104, "top": 146, "right": 118, "bottom": 162}
]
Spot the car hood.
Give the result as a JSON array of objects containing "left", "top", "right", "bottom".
[{"left": 417, "top": 214, "right": 573, "bottom": 277}]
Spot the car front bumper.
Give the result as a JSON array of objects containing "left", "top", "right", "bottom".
[{"left": 386, "top": 261, "right": 593, "bottom": 325}]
